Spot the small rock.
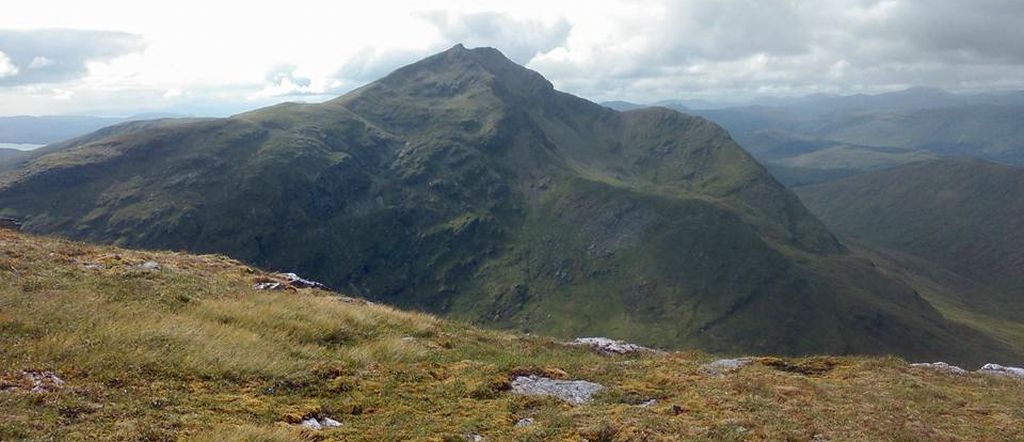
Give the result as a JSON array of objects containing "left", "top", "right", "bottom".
[
  {"left": 510, "top": 375, "right": 605, "bottom": 405},
  {"left": 514, "top": 418, "right": 535, "bottom": 428},
  {"left": 701, "top": 358, "right": 755, "bottom": 376},
  {"left": 977, "top": 363, "right": 1024, "bottom": 379},
  {"left": 910, "top": 362, "right": 968, "bottom": 375},
  {"left": 82, "top": 263, "right": 104, "bottom": 270},
  {"left": 138, "top": 261, "right": 161, "bottom": 271},
  {"left": 300, "top": 418, "right": 322, "bottom": 430},
  {"left": 321, "top": 417, "right": 342, "bottom": 428},
  {"left": 639, "top": 399, "right": 657, "bottom": 408},
  {"left": 570, "top": 337, "right": 657, "bottom": 355},
  {"left": 464, "top": 434, "right": 485, "bottom": 441}
]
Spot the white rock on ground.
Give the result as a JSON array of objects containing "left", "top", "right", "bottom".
[
  {"left": 138, "top": 261, "right": 161, "bottom": 271},
  {"left": 281, "top": 272, "right": 328, "bottom": 289},
  {"left": 510, "top": 375, "right": 605, "bottom": 405},
  {"left": 570, "top": 337, "right": 657, "bottom": 355},
  {"left": 253, "top": 281, "right": 283, "bottom": 291},
  {"left": 299, "top": 416, "right": 342, "bottom": 430},
  {"left": 701, "top": 358, "right": 755, "bottom": 376},
  {"left": 977, "top": 363, "right": 1024, "bottom": 379},
  {"left": 464, "top": 434, "right": 485, "bottom": 441},
  {"left": 514, "top": 418, "right": 534, "bottom": 428},
  {"left": 639, "top": 399, "right": 657, "bottom": 408},
  {"left": 910, "top": 362, "right": 968, "bottom": 375}
]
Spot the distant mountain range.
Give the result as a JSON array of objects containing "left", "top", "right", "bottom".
[
  {"left": 604, "top": 88, "right": 1024, "bottom": 186},
  {"left": 0, "top": 45, "right": 1015, "bottom": 364}
]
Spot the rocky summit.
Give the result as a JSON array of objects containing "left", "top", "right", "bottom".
[{"left": 0, "top": 45, "right": 1017, "bottom": 365}]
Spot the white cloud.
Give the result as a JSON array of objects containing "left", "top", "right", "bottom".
[
  {"left": 0, "top": 51, "right": 18, "bottom": 78},
  {"left": 1, "top": 0, "right": 1023, "bottom": 114}
]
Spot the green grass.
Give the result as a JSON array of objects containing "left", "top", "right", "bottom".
[{"left": 1, "top": 230, "right": 1023, "bottom": 441}]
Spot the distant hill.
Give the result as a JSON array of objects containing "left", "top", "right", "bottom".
[
  {"left": 0, "top": 45, "right": 1016, "bottom": 364},
  {"left": 797, "top": 158, "right": 1024, "bottom": 304}
]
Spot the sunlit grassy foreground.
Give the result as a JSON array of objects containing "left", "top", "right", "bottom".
[{"left": 1, "top": 230, "right": 1021, "bottom": 441}]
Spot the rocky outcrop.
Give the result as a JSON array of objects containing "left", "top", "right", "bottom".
[
  {"left": 910, "top": 362, "right": 968, "bottom": 375},
  {"left": 570, "top": 337, "right": 658, "bottom": 355},
  {"left": 281, "top": 272, "right": 329, "bottom": 290},
  {"left": 510, "top": 375, "right": 605, "bottom": 405},
  {"left": 978, "top": 363, "right": 1024, "bottom": 379},
  {"left": 254, "top": 272, "right": 329, "bottom": 291}
]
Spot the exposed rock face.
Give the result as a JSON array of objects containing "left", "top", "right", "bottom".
[
  {"left": 510, "top": 375, "right": 605, "bottom": 405},
  {"left": 701, "top": 358, "right": 755, "bottom": 376},
  {"left": 570, "top": 337, "right": 657, "bottom": 355},
  {"left": 910, "top": 362, "right": 968, "bottom": 375},
  {"left": 978, "top": 363, "right": 1024, "bottom": 379}
]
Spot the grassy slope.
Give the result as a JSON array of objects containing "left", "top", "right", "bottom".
[{"left": 2, "top": 230, "right": 1023, "bottom": 441}]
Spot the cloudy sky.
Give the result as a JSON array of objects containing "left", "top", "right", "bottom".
[{"left": 1, "top": 0, "right": 1023, "bottom": 116}]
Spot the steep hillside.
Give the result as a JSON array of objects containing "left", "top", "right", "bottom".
[
  {"left": 1, "top": 230, "right": 1022, "bottom": 441},
  {"left": 797, "top": 158, "right": 1024, "bottom": 303},
  {"left": 0, "top": 45, "right": 1015, "bottom": 363}
]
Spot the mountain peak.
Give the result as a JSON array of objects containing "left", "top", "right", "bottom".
[{"left": 357, "top": 44, "right": 554, "bottom": 100}]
